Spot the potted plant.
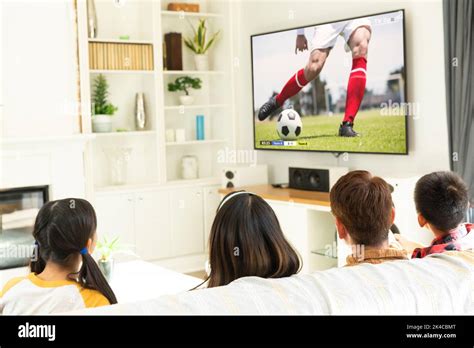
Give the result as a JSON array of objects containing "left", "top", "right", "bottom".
[
  {"left": 184, "top": 19, "right": 220, "bottom": 71},
  {"left": 96, "top": 235, "right": 120, "bottom": 281},
  {"left": 91, "top": 74, "right": 118, "bottom": 133},
  {"left": 167, "top": 76, "right": 202, "bottom": 105}
]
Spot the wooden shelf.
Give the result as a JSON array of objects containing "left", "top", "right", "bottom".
[
  {"left": 161, "top": 10, "right": 223, "bottom": 18},
  {"left": 163, "top": 70, "right": 225, "bottom": 76},
  {"left": 164, "top": 104, "right": 228, "bottom": 111},
  {"left": 218, "top": 185, "right": 331, "bottom": 208},
  {"left": 165, "top": 139, "right": 227, "bottom": 146}
]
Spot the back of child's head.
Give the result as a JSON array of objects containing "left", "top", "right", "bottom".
[
  {"left": 31, "top": 198, "right": 117, "bottom": 304},
  {"left": 415, "top": 171, "right": 469, "bottom": 232},
  {"left": 330, "top": 170, "right": 393, "bottom": 246},
  {"left": 206, "top": 191, "right": 301, "bottom": 288}
]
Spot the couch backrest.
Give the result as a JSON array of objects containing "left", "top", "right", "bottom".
[{"left": 76, "top": 251, "right": 474, "bottom": 315}]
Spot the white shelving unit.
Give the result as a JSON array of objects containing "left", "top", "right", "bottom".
[
  {"left": 163, "top": 70, "right": 225, "bottom": 75},
  {"left": 76, "top": 0, "right": 236, "bottom": 271},
  {"left": 161, "top": 10, "right": 223, "bottom": 18},
  {"left": 93, "top": 130, "right": 157, "bottom": 138},
  {"left": 165, "top": 139, "right": 227, "bottom": 146},
  {"left": 88, "top": 38, "right": 155, "bottom": 45},
  {"left": 77, "top": 0, "right": 236, "bottom": 190},
  {"left": 89, "top": 69, "right": 155, "bottom": 75},
  {"left": 163, "top": 104, "right": 228, "bottom": 110}
]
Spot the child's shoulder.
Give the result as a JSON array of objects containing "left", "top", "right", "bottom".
[
  {"left": 0, "top": 276, "right": 27, "bottom": 297},
  {"left": 78, "top": 287, "right": 110, "bottom": 308}
]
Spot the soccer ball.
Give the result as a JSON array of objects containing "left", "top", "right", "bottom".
[{"left": 276, "top": 109, "right": 302, "bottom": 140}]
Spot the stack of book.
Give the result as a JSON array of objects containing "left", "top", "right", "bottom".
[{"left": 89, "top": 42, "right": 154, "bottom": 70}]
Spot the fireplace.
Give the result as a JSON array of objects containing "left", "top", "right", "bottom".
[{"left": 0, "top": 186, "right": 49, "bottom": 269}]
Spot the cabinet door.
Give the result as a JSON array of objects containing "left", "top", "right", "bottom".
[
  {"left": 170, "top": 187, "right": 204, "bottom": 256},
  {"left": 203, "top": 185, "right": 221, "bottom": 252},
  {"left": 134, "top": 190, "right": 172, "bottom": 260},
  {"left": 94, "top": 193, "right": 136, "bottom": 250}
]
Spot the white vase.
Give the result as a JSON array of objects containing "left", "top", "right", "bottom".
[
  {"left": 194, "top": 54, "right": 209, "bottom": 71},
  {"left": 179, "top": 95, "right": 195, "bottom": 105},
  {"left": 86, "top": 0, "right": 98, "bottom": 38},
  {"left": 181, "top": 155, "right": 198, "bottom": 180},
  {"left": 105, "top": 147, "right": 132, "bottom": 185},
  {"left": 92, "top": 115, "right": 113, "bottom": 133},
  {"left": 98, "top": 258, "right": 114, "bottom": 281}
]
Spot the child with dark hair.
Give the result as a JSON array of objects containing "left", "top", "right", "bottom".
[
  {"left": 396, "top": 171, "right": 473, "bottom": 258},
  {"left": 196, "top": 191, "right": 301, "bottom": 288},
  {"left": 0, "top": 198, "right": 117, "bottom": 314}
]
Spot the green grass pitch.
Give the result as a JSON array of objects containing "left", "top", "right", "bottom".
[{"left": 254, "top": 109, "right": 407, "bottom": 153}]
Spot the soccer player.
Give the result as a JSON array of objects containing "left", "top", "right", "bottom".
[{"left": 258, "top": 18, "right": 372, "bottom": 137}]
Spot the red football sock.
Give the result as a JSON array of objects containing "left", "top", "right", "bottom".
[
  {"left": 275, "top": 69, "right": 309, "bottom": 106},
  {"left": 343, "top": 57, "right": 367, "bottom": 123}
]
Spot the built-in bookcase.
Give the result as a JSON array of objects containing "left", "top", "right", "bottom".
[{"left": 77, "top": 0, "right": 236, "bottom": 192}]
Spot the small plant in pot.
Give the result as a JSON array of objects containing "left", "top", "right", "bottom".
[
  {"left": 96, "top": 235, "right": 120, "bottom": 281},
  {"left": 92, "top": 74, "right": 118, "bottom": 133},
  {"left": 184, "top": 19, "right": 220, "bottom": 71},
  {"left": 168, "top": 76, "right": 202, "bottom": 105}
]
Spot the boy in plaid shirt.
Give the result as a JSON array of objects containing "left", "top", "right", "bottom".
[{"left": 396, "top": 171, "right": 473, "bottom": 258}]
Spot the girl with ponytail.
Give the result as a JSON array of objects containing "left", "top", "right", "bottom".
[{"left": 0, "top": 198, "right": 117, "bottom": 314}]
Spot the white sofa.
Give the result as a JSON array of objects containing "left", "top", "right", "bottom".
[{"left": 77, "top": 250, "right": 473, "bottom": 315}]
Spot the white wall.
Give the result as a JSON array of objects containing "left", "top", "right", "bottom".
[
  {"left": 234, "top": 0, "right": 450, "bottom": 182},
  {"left": 1, "top": 0, "right": 80, "bottom": 138}
]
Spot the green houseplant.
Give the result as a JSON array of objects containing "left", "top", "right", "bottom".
[
  {"left": 184, "top": 19, "right": 220, "bottom": 71},
  {"left": 96, "top": 235, "right": 120, "bottom": 280},
  {"left": 168, "top": 76, "right": 202, "bottom": 105},
  {"left": 91, "top": 74, "right": 118, "bottom": 133}
]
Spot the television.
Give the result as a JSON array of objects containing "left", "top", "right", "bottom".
[{"left": 251, "top": 9, "right": 408, "bottom": 154}]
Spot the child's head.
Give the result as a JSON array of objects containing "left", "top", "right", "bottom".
[
  {"left": 206, "top": 191, "right": 301, "bottom": 288},
  {"left": 415, "top": 171, "right": 469, "bottom": 234},
  {"left": 330, "top": 170, "right": 394, "bottom": 247},
  {"left": 31, "top": 198, "right": 117, "bottom": 304}
]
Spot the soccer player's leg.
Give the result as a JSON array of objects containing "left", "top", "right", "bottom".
[
  {"left": 257, "top": 49, "right": 329, "bottom": 121},
  {"left": 339, "top": 25, "right": 371, "bottom": 137}
]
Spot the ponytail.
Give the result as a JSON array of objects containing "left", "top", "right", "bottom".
[
  {"left": 79, "top": 253, "right": 117, "bottom": 304},
  {"left": 30, "top": 242, "right": 46, "bottom": 275}
]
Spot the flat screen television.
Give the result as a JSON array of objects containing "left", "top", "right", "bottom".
[{"left": 251, "top": 9, "right": 408, "bottom": 154}]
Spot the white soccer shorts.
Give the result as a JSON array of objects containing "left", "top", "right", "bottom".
[{"left": 309, "top": 17, "right": 372, "bottom": 52}]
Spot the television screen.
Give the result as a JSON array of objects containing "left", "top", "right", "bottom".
[{"left": 252, "top": 10, "right": 408, "bottom": 154}]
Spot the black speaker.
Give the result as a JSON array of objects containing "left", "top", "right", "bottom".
[{"left": 289, "top": 167, "right": 330, "bottom": 192}]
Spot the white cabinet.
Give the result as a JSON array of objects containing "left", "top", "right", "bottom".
[
  {"left": 94, "top": 185, "right": 213, "bottom": 261},
  {"left": 94, "top": 193, "right": 136, "bottom": 249},
  {"left": 203, "top": 185, "right": 221, "bottom": 252},
  {"left": 95, "top": 191, "right": 171, "bottom": 260},
  {"left": 170, "top": 187, "right": 204, "bottom": 256},
  {"left": 134, "top": 190, "right": 172, "bottom": 260}
]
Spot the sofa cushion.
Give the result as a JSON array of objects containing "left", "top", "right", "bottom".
[{"left": 74, "top": 250, "right": 474, "bottom": 315}]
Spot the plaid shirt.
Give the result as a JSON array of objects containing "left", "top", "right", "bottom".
[{"left": 412, "top": 223, "right": 473, "bottom": 259}]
